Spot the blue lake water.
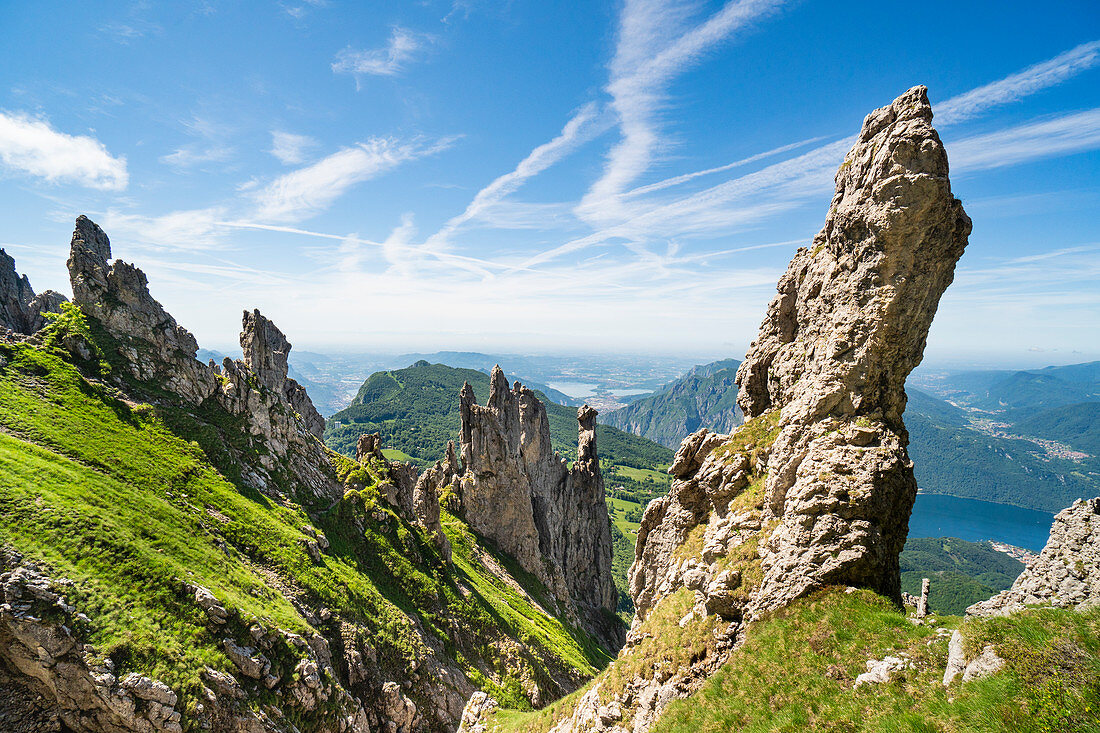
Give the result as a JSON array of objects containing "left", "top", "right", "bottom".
[{"left": 908, "top": 493, "right": 1053, "bottom": 551}]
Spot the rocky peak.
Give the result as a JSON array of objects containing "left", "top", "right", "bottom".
[
  {"left": 241, "top": 308, "right": 290, "bottom": 391},
  {"left": 66, "top": 215, "right": 217, "bottom": 405},
  {"left": 238, "top": 309, "right": 324, "bottom": 439},
  {"left": 968, "top": 497, "right": 1100, "bottom": 617},
  {"left": 734, "top": 85, "right": 970, "bottom": 611},
  {"left": 0, "top": 248, "right": 66, "bottom": 334},
  {"left": 457, "top": 368, "right": 621, "bottom": 648}
]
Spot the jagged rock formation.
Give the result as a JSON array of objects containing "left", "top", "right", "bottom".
[
  {"left": 0, "top": 249, "right": 66, "bottom": 335},
  {"left": 65, "top": 216, "right": 334, "bottom": 501},
  {"left": 458, "top": 366, "right": 621, "bottom": 648},
  {"left": 967, "top": 498, "right": 1100, "bottom": 617},
  {"left": 68, "top": 216, "right": 218, "bottom": 405},
  {"left": 242, "top": 308, "right": 325, "bottom": 438},
  {"left": 466, "top": 86, "right": 973, "bottom": 733},
  {"left": 735, "top": 85, "right": 971, "bottom": 611}
]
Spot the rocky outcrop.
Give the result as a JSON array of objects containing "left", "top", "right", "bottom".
[
  {"left": 524, "top": 86, "right": 970, "bottom": 733},
  {"left": 458, "top": 366, "right": 620, "bottom": 648},
  {"left": 65, "top": 216, "right": 335, "bottom": 502},
  {"left": 0, "top": 249, "right": 66, "bottom": 335},
  {"left": 242, "top": 309, "right": 325, "bottom": 439},
  {"left": 67, "top": 216, "right": 218, "bottom": 405},
  {"left": 414, "top": 462, "right": 455, "bottom": 562},
  {"left": 967, "top": 498, "right": 1100, "bottom": 617},
  {"left": 734, "top": 85, "right": 971, "bottom": 611}
]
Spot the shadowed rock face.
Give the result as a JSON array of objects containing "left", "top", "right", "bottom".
[
  {"left": 459, "top": 366, "right": 621, "bottom": 648},
  {"left": 0, "top": 249, "right": 66, "bottom": 335},
  {"left": 968, "top": 498, "right": 1100, "bottom": 617},
  {"left": 735, "top": 85, "right": 971, "bottom": 611}
]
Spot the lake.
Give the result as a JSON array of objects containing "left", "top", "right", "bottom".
[{"left": 908, "top": 493, "right": 1053, "bottom": 551}]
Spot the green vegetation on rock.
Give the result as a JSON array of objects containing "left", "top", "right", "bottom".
[{"left": 0, "top": 314, "right": 616, "bottom": 722}]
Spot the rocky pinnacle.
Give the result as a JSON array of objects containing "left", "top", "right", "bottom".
[
  {"left": 458, "top": 366, "right": 622, "bottom": 648},
  {"left": 735, "top": 86, "right": 972, "bottom": 610}
]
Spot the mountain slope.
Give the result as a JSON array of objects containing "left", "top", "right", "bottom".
[
  {"left": 600, "top": 359, "right": 742, "bottom": 449},
  {"left": 1015, "top": 401, "right": 1100, "bottom": 455},
  {"left": 906, "top": 389, "right": 1098, "bottom": 512}
]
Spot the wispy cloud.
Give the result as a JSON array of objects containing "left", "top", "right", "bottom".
[
  {"left": 625, "top": 135, "right": 826, "bottom": 197},
  {"left": 160, "top": 145, "right": 234, "bottom": 169},
  {"left": 577, "top": 0, "right": 787, "bottom": 226},
  {"left": 0, "top": 111, "right": 128, "bottom": 190},
  {"left": 160, "top": 115, "right": 236, "bottom": 170},
  {"left": 949, "top": 107, "right": 1100, "bottom": 172},
  {"left": 100, "top": 207, "right": 229, "bottom": 252},
  {"left": 424, "top": 103, "right": 605, "bottom": 249},
  {"left": 250, "top": 137, "right": 454, "bottom": 223},
  {"left": 937, "top": 40, "right": 1100, "bottom": 125},
  {"left": 332, "top": 27, "right": 433, "bottom": 80},
  {"left": 270, "top": 131, "right": 318, "bottom": 165}
]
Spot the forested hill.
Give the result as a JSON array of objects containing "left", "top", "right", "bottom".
[
  {"left": 324, "top": 361, "right": 674, "bottom": 471},
  {"left": 899, "top": 537, "right": 1024, "bottom": 615},
  {"left": 600, "top": 358, "right": 743, "bottom": 448}
]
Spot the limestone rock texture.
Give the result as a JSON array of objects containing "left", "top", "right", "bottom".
[
  {"left": 522, "top": 86, "right": 971, "bottom": 733},
  {"left": 458, "top": 366, "right": 621, "bottom": 648},
  {"left": 968, "top": 498, "right": 1100, "bottom": 617},
  {"left": 65, "top": 216, "right": 335, "bottom": 503},
  {"left": 735, "top": 85, "right": 971, "bottom": 612},
  {"left": 0, "top": 249, "right": 66, "bottom": 335},
  {"left": 67, "top": 216, "right": 218, "bottom": 405}
]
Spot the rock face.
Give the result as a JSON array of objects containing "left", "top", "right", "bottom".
[
  {"left": 458, "top": 366, "right": 620, "bottom": 648},
  {"left": 65, "top": 216, "right": 334, "bottom": 502},
  {"left": 968, "top": 498, "right": 1100, "bottom": 617},
  {"left": 242, "top": 309, "right": 325, "bottom": 439},
  {"left": 735, "top": 85, "right": 971, "bottom": 611},
  {"left": 67, "top": 216, "right": 217, "bottom": 405},
  {"left": 0, "top": 248, "right": 66, "bottom": 335},
  {"left": 517, "top": 87, "right": 971, "bottom": 733}
]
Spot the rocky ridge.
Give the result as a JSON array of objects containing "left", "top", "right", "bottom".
[
  {"left": 458, "top": 366, "right": 622, "bottom": 649},
  {"left": 0, "top": 248, "right": 66, "bottom": 335},
  {"left": 0, "top": 216, "right": 619, "bottom": 732},
  {"left": 460, "top": 85, "right": 972, "bottom": 733},
  {"left": 967, "top": 497, "right": 1100, "bottom": 617}
]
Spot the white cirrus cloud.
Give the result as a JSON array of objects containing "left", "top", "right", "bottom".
[
  {"left": 99, "top": 207, "right": 230, "bottom": 252},
  {"left": 250, "top": 137, "right": 454, "bottom": 223},
  {"left": 0, "top": 111, "right": 128, "bottom": 191},
  {"left": 937, "top": 39, "right": 1100, "bottom": 126},
  {"left": 577, "top": 0, "right": 787, "bottom": 226},
  {"left": 949, "top": 107, "right": 1100, "bottom": 172},
  {"left": 332, "top": 27, "right": 433, "bottom": 79},
  {"left": 270, "top": 131, "right": 319, "bottom": 165}
]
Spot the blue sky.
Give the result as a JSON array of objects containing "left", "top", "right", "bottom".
[{"left": 0, "top": 1, "right": 1098, "bottom": 365}]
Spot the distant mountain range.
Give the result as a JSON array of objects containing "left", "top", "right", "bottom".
[
  {"left": 600, "top": 359, "right": 743, "bottom": 448},
  {"left": 602, "top": 357, "right": 1100, "bottom": 513}
]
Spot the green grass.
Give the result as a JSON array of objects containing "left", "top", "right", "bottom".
[
  {"left": 609, "top": 496, "right": 643, "bottom": 538},
  {"left": 650, "top": 589, "right": 1100, "bottom": 733},
  {"left": 0, "top": 320, "right": 618, "bottom": 722},
  {"left": 381, "top": 447, "right": 417, "bottom": 462}
]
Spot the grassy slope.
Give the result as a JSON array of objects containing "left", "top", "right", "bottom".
[
  {"left": 0, "top": 324, "right": 610, "bottom": 718},
  {"left": 654, "top": 590, "right": 1100, "bottom": 733}
]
